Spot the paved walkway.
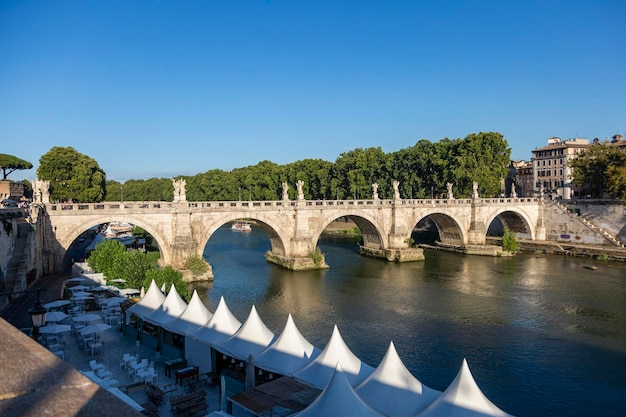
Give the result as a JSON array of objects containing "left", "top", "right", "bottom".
[{"left": 1, "top": 273, "right": 221, "bottom": 417}]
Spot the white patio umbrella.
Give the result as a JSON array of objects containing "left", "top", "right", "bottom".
[
  {"left": 72, "top": 313, "right": 102, "bottom": 323},
  {"left": 71, "top": 291, "right": 92, "bottom": 299},
  {"left": 79, "top": 323, "right": 112, "bottom": 336},
  {"left": 45, "top": 311, "right": 69, "bottom": 322},
  {"left": 39, "top": 324, "right": 72, "bottom": 334},
  {"left": 102, "top": 297, "right": 126, "bottom": 306},
  {"left": 44, "top": 300, "right": 71, "bottom": 309},
  {"left": 69, "top": 285, "right": 91, "bottom": 291},
  {"left": 119, "top": 288, "right": 140, "bottom": 296},
  {"left": 111, "top": 278, "right": 126, "bottom": 284},
  {"left": 66, "top": 277, "right": 86, "bottom": 283}
]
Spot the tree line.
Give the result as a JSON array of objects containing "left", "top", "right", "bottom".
[
  {"left": 27, "top": 132, "right": 512, "bottom": 203},
  {"left": 4, "top": 132, "right": 624, "bottom": 203}
]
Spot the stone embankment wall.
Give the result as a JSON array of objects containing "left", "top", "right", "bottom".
[
  {"left": 564, "top": 201, "right": 626, "bottom": 246},
  {"left": 543, "top": 200, "right": 624, "bottom": 246}
]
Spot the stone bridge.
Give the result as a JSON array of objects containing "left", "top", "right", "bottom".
[{"left": 32, "top": 179, "right": 546, "bottom": 273}]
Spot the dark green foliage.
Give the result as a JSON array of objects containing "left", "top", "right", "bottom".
[
  {"left": 37, "top": 147, "right": 106, "bottom": 203},
  {"left": 0, "top": 154, "right": 33, "bottom": 180}
]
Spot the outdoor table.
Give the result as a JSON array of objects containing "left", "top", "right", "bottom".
[
  {"left": 96, "top": 369, "right": 112, "bottom": 379},
  {"left": 175, "top": 366, "right": 199, "bottom": 386},
  {"left": 169, "top": 390, "right": 205, "bottom": 410},
  {"left": 173, "top": 397, "right": 207, "bottom": 417},
  {"left": 89, "top": 342, "right": 103, "bottom": 356},
  {"left": 164, "top": 357, "right": 187, "bottom": 377}
]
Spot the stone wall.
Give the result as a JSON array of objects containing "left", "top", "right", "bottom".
[
  {"left": 565, "top": 201, "right": 626, "bottom": 245},
  {"left": 543, "top": 201, "right": 617, "bottom": 245}
]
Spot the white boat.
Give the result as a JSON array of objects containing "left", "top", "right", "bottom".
[{"left": 231, "top": 221, "right": 251, "bottom": 232}]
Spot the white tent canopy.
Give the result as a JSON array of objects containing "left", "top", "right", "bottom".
[
  {"left": 293, "top": 325, "right": 374, "bottom": 390},
  {"left": 215, "top": 305, "right": 276, "bottom": 360},
  {"left": 191, "top": 296, "right": 242, "bottom": 346},
  {"left": 254, "top": 314, "right": 320, "bottom": 376},
  {"left": 415, "top": 358, "right": 514, "bottom": 417},
  {"left": 126, "top": 280, "right": 165, "bottom": 319},
  {"left": 143, "top": 284, "right": 187, "bottom": 326},
  {"left": 293, "top": 364, "right": 385, "bottom": 417},
  {"left": 356, "top": 341, "right": 441, "bottom": 417},
  {"left": 162, "top": 290, "right": 213, "bottom": 337}
]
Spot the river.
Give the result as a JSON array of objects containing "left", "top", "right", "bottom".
[{"left": 191, "top": 224, "right": 626, "bottom": 417}]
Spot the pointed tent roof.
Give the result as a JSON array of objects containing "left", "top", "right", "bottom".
[
  {"left": 215, "top": 305, "right": 276, "bottom": 360},
  {"left": 355, "top": 341, "right": 440, "bottom": 417},
  {"left": 293, "top": 364, "right": 385, "bottom": 417},
  {"left": 162, "top": 290, "right": 213, "bottom": 336},
  {"left": 293, "top": 325, "right": 374, "bottom": 390},
  {"left": 254, "top": 314, "right": 321, "bottom": 376},
  {"left": 143, "top": 284, "right": 188, "bottom": 326},
  {"left": 126, "top": 280, "right": 165, "bottom": 319},
  {"left": 415, "top": 359, "right": 514, "bottom": 417},
  {"left": 191, "top": 296, "right": 242, "bottom": 346}
]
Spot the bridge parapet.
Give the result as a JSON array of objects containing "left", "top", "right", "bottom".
[{"left": 46, "top": 196, "right": 542, "bottom": 215}]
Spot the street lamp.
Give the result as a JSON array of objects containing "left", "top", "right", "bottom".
[{"left": 27, "top": 289, "right": 48, "bottom": 341}]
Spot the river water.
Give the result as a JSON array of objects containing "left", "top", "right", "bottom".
[{"left": 193, "top": 224, "right": 626, "bottom": 417}]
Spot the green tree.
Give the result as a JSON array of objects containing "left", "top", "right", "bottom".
[
  {"left": 110, "top": 250, "right": 154, "bottom": 290},
  {"left": 0, "top": 154, "right": 33, "bottom": 180},
  {"left": 87, "top": 239, "right": 127, "bottom": 278},
  {"left": 570, "top": 143, "right": 626, "bottom": 199},
  {"left": 144, "top": 266, "right": 190, "bottom": 301},
  {"left": 37, "top": 147, "right": 106, "bottom": 202}
]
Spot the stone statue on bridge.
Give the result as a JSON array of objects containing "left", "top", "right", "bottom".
[
  {"left": 393, "top": 180, "right": 400, "bottom": 200},
  {"left": 372, "top": 183, "right": 379, "bottom": 200},
  {"left": 282, "top": 182, "right": 290, "bottom": 201},
  {"left": 446, "top": 182, "right": 454, "bottom": 200},
  {"left": 510, "top": 182, "right": 517, "bottom": 198},
  {"left": 472, "top": 181, "right": 479, "bottom": 199},
  {"left": 172, "top": 178, "right": 187, "bottom": 202},
  {"left": 297, "top": 180, "right": 304, "bottom": 201},
  {"left": 32, "top": 179, "right": 50, "bottom": 204}
]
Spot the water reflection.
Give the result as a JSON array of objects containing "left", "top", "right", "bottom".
[{"left": 194, "top": 224, "right": 626, "bottom": 417}]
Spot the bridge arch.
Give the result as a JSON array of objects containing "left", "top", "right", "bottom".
[
  {"left": 196, "top": 213, "right": 288, "bottom": 258},
  {"left": 485, "top": 208, "right": 535, "bottom": 240},
  {"left": 58, "top": 215, "right": 171, "bottom": 265},
  {"left": 311, "top": 212, "right": 385, "bottom": 251},
  {"left": 413, "top": 212, "right": 466, "bottom": 245}
]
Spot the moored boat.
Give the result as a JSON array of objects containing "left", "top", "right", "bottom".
[{"left": 231, "top": 221, "right": 251, "bottom": 232}]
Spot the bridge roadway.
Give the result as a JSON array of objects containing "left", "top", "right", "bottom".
[{"left": 36, "top": 196, "right": 545, "bottom": 273}]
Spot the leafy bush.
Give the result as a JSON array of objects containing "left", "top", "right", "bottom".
[
  {"left": 502, "top": 228, "right": 519, "bottom": 252},
  {"left": 184, "top": 254, "right": 209, "bottom": 277},
  {"left": 144, "top": 266, "right": 190, "bottom": 301}
]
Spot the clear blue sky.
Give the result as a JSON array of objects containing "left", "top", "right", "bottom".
[{"left": 1, "top": 0, "right": 624, "bottom": 182}]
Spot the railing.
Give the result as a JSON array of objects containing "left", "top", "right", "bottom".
[{"left": 46, "top": 196, "right": 542, "bottom": 214}]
